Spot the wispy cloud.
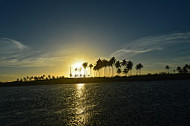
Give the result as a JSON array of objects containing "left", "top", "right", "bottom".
[
  {"left": 110, "top": 31, "right": 190, "bottom": 60},
  {"left": 0, "top": 37, "right": 71, "bottom": 67}
]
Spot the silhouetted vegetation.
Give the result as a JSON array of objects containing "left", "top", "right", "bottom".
[
  {"left": 1, "top": 73, "right": 189, "bottom": 87},
  {"left": 1, "top": 57, "right": 190, "bottom": 86}
]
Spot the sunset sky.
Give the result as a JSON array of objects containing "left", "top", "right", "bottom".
[{"left": 0, "top": 0, "right": 190, "bottom": 81}]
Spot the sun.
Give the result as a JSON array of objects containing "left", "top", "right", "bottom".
[
  {"left": 73, "top": 62, "right": 83, "bottom": 69},
  {"left": 71, "top": 62, "right": 85, "bottom": 77}
]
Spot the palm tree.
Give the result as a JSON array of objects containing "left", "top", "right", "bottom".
[
  {"left": 182, "top": 66, "right": 188, "bottom": 73},
  {"left": 138, "top": 63, "right": 143, "bottom": 75},
  {"left": 136, "top": 63, "right": 143, "bottom": 75},
  {"left": 173, "top": 69, "right": 176, "bottom": 74},
  {"left": 135, "top": 65, "right": 138, "bottom": 75},
  {"left": 34, "top": 76, "right": 38, "bottom": 81},
  {"left": 165, "top": 65, "right": 170, "bottom": 74},
  {"left": 107, "top": 61, "right": 112, "bottom": 77},
  {"left": 93, "top": 65, "right": 97, "bottom": 77},
  {"left": 117, "top": 68, "right": 121, "bottom": 75},
  {"left": 127, "top": 61, "right": 133, "bottom": 76},
  {"left": 115, "top": 61, "right": 121, "bottom": 69},
  {"left": 115, "top": 61, "right": 121, "bottom": 76},
  {"left": 109, "top": 57, "right": 116, "bottom": 77},
  {"left": 187, "top": 64, "right": 190, "bottom": 72},
  {"left": 123, "top": 68, "right": 129, "bottom": 76},
  {"left": 30, "top": 76, "right": 33, "bottom": 81},
  {"left": 184, "top": 64, "right": 190, "bottom": 73},
  {"left": 89, "top": 64, "right": 93, "bottom": 77},
  {"left": 177, "top": 66, "right": 182, "bottom": 73},
  {"left": 121, "top": 59, "right": 127, "bottom": 67},
  {"left": 96, "top": 59, "right": 103, "bottom": 77},
  {"left": 82, "top": 62, "right": 88, "bottom": 77},
  {"left": 102, "top": 59, "right": 109, "bottom": 77},
  {"left": 75, "top": 68, "right": 78, "bottom": 77},
  {"left": 23, "top": 77, "right": 26, "bottom": 82},
  {"left": 79, "top": 67, "right": 82, "bottom": 77},
  {"left": 43, "top": 75, "right": 45, "bottom": 79}
]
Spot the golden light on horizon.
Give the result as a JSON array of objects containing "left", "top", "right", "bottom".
[
  {"left": 71, "top": 62, "right": 85, "bottom": 77},
  {"left": 72, "top": 62, "right": 83, "bottom": 69}
]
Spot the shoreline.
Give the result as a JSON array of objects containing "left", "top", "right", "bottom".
[{"left": 0, "top": 73, "right": 190, "bottom": 87}]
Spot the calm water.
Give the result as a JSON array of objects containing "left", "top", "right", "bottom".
[{"left": 0, "top": 80, "right": 190, "bottom": 126}]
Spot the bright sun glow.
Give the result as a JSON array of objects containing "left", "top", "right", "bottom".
[
  {"left": 73, "top": 62, "right": 83, "bottom": 69},
  {"left": 71, "top": 62, "right": 86, "bottom": 77}
]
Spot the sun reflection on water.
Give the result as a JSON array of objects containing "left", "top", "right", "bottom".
[
  {"left": 68, "top": 83, "right": 88, "bottom": 125},
  {"left": 76, "top": 83, "right": 86, "bottom": 124}
]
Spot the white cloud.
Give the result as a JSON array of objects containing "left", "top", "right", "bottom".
[
  {"left": 0, "top": 37, "right": 71, "bottom": 67},
  {"left": 110, "top": 31, "right": 190, "bottom": 59}
]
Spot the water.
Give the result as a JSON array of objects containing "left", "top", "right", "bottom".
[{"left": 0, "top": 80, "right": 190, "bottom": 126}]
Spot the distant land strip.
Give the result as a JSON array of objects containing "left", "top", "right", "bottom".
[{"left": 0, "top": 73, "right": 190, "bottom": 87}]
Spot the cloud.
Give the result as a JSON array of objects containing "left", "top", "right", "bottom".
[
  {"left": 0, "top": 38, "right": 28, "bottom": 53},
  {"left": 111, "top": 48, "right": 162, "bottom": 59},
  {"left": 0, "top": 37, "right": 70, "bottom": 67},
  {"left": 110, "top": 31, "right": 190, "bottom": 60}
]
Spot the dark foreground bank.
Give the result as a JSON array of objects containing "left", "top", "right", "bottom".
[{"left": 0, "top": 73, "right": 190, "bottom": 87}]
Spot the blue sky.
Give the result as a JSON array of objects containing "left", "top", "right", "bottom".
[{"left": 0, "top": 0, "right": 190, "bottom": 81}]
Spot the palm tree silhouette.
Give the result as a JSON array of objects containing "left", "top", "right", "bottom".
[
  {"left": 79, "top": 67, "right": 82, "bottom": 77},
  {"left": 109, "top": 57, "right": 116, "bottom": 77},
  {"left": 96, "top": 59, "right": 103, "bottom": 77},
  {"left": 165, "top": 65, "right": 170, "bottom": 74},
  {"left": 117, "top": 68, "right": 122, "bottom": 75},
  {"left": 184, "top": 64, "right": 190, "bottom": 73},
  {"left": 182, "top": 65, "right": 188, "bottom": 73},
  {"left": 136, "top": 63, "right": 143, "bottom": 75},
  {"left": 107, "top": 60, "right": 112, "bottom": 77},
  {"left": 23, "top": 77, "right": 26, "bottom": 82},
  {"left": 102, "top": 59, "right": 109, "bottom": 77},
  {"left": 75, "top": 68, "right": 78, "bottom": 77},
  {"left": 127, "top": 61, "right": 133, "bottom": 76},
  {"left": 93, "top": 65, "right": 97, "bottom": 77},
  {"left": 123, "top": 68, "right": 129, "bottom": 76},
  {"left": 139, "top": 63, "right": 143, "bottom": 75},
  {"left": 121, "top": 59, "right": 127, "bottom": 67},
  {"left": 115, "top": 61, "right": 121, "bottom": 69},
  {"left": 173, "top": 69, "right": 176, "bottom": 74},
  {"left": 177, "top": 66, "right": 182, "bottom": 73},
  {"left": 187, "top": 64, "right": 190, "bottom": 72},
  {"left": 89, "top": 64, "right": 93, "bottom": 77},
  {"left": 82, "top": 62, "right": 88, "bottom": 77},
  {"left": 115, "top": 61, "right": 121, "bottom": 75}
]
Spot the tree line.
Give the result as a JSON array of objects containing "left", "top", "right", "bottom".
[
  {"left": 72, "top": 57, "right": 143, "bottom": 77},
  {"left": 16, "top": 57, "right": 190, "bottom": 81},
  {"left": 17, "top": 75, "right": 65, "bottom": 82},
  {"left": 165, "top": 64, "right": 190, "bottom": 74}
]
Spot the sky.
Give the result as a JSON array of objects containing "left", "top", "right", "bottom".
[{"left": 0, "top": 0, "right": 190, "bottom": 81}]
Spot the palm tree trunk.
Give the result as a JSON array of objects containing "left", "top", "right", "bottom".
[
  {"left": 109, "top": 67, "right": 110, "bottom": 77},
  {"left": 84, "top": 69, "right": 86, "bottom": 77},
  {"left": 112, "top": 66, "right": 114, "bottom": 77},
  {"left": 90, "top": 68, "right": 91, "bottom": 77},
  {"left": 104, "top": 67, "right": 106, "bottom": 77}
]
